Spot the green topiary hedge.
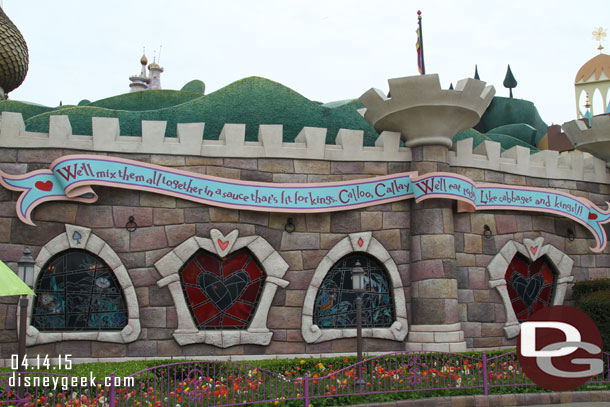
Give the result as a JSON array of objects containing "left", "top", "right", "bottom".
[{"left": 573, "top": 279, "right": 610, "bottom": 352}]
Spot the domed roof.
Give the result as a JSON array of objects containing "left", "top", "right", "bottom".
[
  {"left": 140, "top": 54, "right": 148, "bottom": 65},
  {"left": 0, "top": 7, "right": 29, "bottom": 96},
  {"left": 575, "top": 53, "right": 610, "bottom": 83}
]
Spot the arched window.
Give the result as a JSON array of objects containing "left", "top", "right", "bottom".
[
  {"left": 487, "top": 237, "right": 574, "bottom": 338},
  {"left": 313, "top": 253, "right": 394, "bottom": 329},
  {"left": 180, "top": 248, "right": 265, "bottom": 330},
  {"left": 505, "top": 253, "right": 556, "bottom": 323},
  {"left": 32, "top": 249, "right": 128, "bottom": 331}
]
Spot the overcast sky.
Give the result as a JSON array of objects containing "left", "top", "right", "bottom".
[{"left": 4, "top": 1, "right": 609, "bottom": 126}]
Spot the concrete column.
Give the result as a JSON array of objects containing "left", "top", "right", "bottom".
[{"left": 407, "top": 145, "right": 466, "bottom": 352}]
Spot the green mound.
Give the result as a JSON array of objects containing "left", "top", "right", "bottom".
[
  {"left": 486, "top": 123, "right": 537, "bottom": 147},
  {"left": 486, "top": 133, "right": 540, "bottom": 152},
  {"left": 25, "top": 77, "right": 378, "bottom": 144},
  {"left": 453, "top": 128, "right": 490, "bottom": 148},
  {"left": 475, "top": 97, "right": 547, "bottom": 146},
  {"left": 87, "top": 89, "right": 203, "bottom": 111},
  {"left": 78, "top": 99, "right": 91, "bottom": 106},
  {"left": 180, "top": 80, "right": 205, "bottom": 94},
  {"left": 0, "top": 100, "right": 54, "bottom": 120}
]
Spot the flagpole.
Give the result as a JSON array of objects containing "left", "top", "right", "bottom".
[{"left": 418, "top": 10, "right": 426, "bottom": 75}]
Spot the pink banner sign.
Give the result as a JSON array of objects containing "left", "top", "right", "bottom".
[{"left": 1, "top": 155, "right": 609, "bottom": 251}]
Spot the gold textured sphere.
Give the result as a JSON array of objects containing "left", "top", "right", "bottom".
[
  {"left": 140, "top": 54, "right": 148, "bottom": 65},
  {"left": 0, "top": 7, "right": 29, "bottom": 96}
]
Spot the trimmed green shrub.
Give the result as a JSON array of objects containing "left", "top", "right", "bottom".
[
  {"left": 475, "top": 97, "right": 548, "bottom": 146},
  {"left": 87, "top": 89, "right": 203, "bottom": 111},
  {"left": 573, "top": 279, "right": 610, "bottom": 351},
  {"left": 0, "top": 100, "right": 54, "bottom": 120},
  {"left": 573, "top": 278, "right": 610, "bottom": 300},
  {"left": 180, "top": 79, "right": 206, "bottom": 94}
]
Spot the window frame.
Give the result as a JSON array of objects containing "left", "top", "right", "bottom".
[
  {"left": 302, "top": 232, "right": 408, "bottom": 344},
  {"left": 487, "top": 237, "right": 574, "bottom": 338},
  {"left": 155, "top": 229, "right": 289, "bottom": 348},
  {"left": 23, "top": 224, "right": 140, "bottom": 346}
]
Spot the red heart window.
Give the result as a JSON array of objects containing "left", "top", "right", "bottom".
[
  {"left": 505, "top": 253, "right": 556, "bottom": 322},
  {"left": 180, "top": 248, "right": 265, "bottom": 329}
]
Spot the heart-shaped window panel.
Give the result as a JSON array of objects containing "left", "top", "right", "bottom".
[
  {"left": 180, "top": 248, "right": 265, "bottom": 329},
  {"left": 505, "top": 253, "right": 556, "bottom": 322}
]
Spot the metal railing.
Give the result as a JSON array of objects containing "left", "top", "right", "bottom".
[{"left": 1, "top": 350, "right": 608, "bottom": 406}]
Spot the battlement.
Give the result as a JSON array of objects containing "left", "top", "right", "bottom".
[
  {"left": 449, "top": 137, "right": 610, "bottom": 184},
  {"left": 360, "top": 74, "right": 495, "bottom": 147},
  {"left": 0, "top": 112, "right": 412, "bottom": 162},
  {"left": 1, "top": 111, "right": 609, "bottom": 183},
  {"left": 563, "top": 115, "right": 610, "bottom": 165}
]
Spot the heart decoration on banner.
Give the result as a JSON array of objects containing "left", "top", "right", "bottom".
[
  {"left": 523, "top": 237, "right": 544, "bottom": 262},
  {"left": 210, "top": 229, "right": 239, "bottom": 258},
  {"left": 35, "top": 180, "right": 53, "bottom": 191}
]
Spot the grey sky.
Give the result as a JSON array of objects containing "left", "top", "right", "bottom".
[{"left": 4, "top": 1, "right": 609, "bottom": 126}]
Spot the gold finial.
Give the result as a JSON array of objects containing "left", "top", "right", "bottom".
[{"left": 593, "top": 27, "right": 606, "bottom": 52}]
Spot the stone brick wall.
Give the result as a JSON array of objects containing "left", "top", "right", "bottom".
[
  {"left": 452, "top": 166, "right": 610, "bottom": 350},
  {"left": 1, "top": 146, "right": 609, "bottom": 361},
  {"left": 0, "top": 148, "right": 411, "bottom": 360}
]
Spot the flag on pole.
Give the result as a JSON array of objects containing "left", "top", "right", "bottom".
[
  {"left": 416, "top": 28, "right": 423, "bottom": 74},
  {"left": 416, "top": 10, "right": 425, "bottom": 75}
]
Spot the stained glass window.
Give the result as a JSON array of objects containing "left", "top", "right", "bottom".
[
  {"left": 313, "top": 253, "right": 394, "bottom": 329},
  {"left": 180, "top": 248, "right": 265, "bottom": 329},
  {"left": 32, "top": 250, "right": 128, "bottom": 331},
  {"left": 505, "top": 253, "right": 556, "bottom": 322}
]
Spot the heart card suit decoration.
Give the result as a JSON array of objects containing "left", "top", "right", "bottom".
[
  {"left": 35, "top": 180, "right": 53, "bottom": 191},
  {"left": 210, "top": 229, "right": 239, "bottom": 258},
  {"left": 523, "top": 237, "right": 544, "bottom": 262},
  {"left": 181, "top": 249, "right": 265, "bottom": 329},
  {"left": 505, "top": 253, "right": 555, "bottom": 322}
]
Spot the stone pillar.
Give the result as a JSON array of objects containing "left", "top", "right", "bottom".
[
  {"left": 359, "top": 74, "right": 495, "bottom": 352},
  {"left": 406, "top": 145, "right": 466, "bottom": 352}
]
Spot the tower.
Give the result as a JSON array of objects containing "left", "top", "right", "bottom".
[
  {"left": 574, "top": 28, "right": 610, "bottom": 118},
  {"left": 148, "top": 58, "right": 164, "bottom": 90},
  {"left": 129, "top": 52, "right": 150, "bottom": 92},
  {"left": 575, "top": 53, "right": 610, "bottom": 118}
]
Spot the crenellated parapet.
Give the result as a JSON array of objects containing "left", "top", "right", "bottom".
[
  {"left": 360, "top": 74, "right": 495, "bottom": 148},
  {"left": 449, "top": 137, "right": 610, "bottom": 183},
  {"left": 563, "top": 115, "right": 610, "bottom": 165},
  {"left": 0, "top": 112, "right": 412, "bottom": 162},
  {"left": 2, "top": 111, "right": 610, "bottom": 183}
]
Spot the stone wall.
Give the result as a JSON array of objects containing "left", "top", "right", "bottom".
[
  {"left": 0, "top": 148, "right": 412, "bottom": 361},
  {"left": 1, "top": 146, "right": 609, "bottom": 362}
]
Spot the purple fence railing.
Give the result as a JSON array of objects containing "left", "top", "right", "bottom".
[{"left": 0, "top": 350, "right": 608, "bottom": 406}]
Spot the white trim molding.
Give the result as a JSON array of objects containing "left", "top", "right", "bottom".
[
  {"left": 486, "top": 237, "right": 574, "bottom": 339},
  {"left": 301, "top": 232, "right": 408, "bottom": 343},
  {"left": 22, "top": 224, "right": 141, "bottom": 345},
  {"left": 155, "top": 229, "right": 289, "bottom": 348}
]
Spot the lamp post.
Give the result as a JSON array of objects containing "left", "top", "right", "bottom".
[
  {"left": 17, "top": 247, "right": 34, "bottom": 396},
  {"left": 351, "top": 260, "right": 365, "bottom": 362}
]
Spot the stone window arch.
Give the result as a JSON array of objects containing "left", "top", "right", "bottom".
[
  {"left": 23, "top": 224, "right": 140, "bottom": 345},
  {"left": 487, "top": 237, "right": 574, "bottom": 339},
  {"left": 302, "top": 232, "right": 408, "bottom": 343},
  {"left": 155, "top": 229, "right": 289, "bottom": 348}
]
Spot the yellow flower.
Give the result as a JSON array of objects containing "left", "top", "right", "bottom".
[{"left": 300, "top": 360, "right": 306, "bottom": 365}]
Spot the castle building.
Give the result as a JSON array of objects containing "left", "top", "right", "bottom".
[
  {"left": 1, "top": 14, "right": 610, "bottom": 364},
  {"left": 128, "top": 52, "right": 164, "bottom": 92}
]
